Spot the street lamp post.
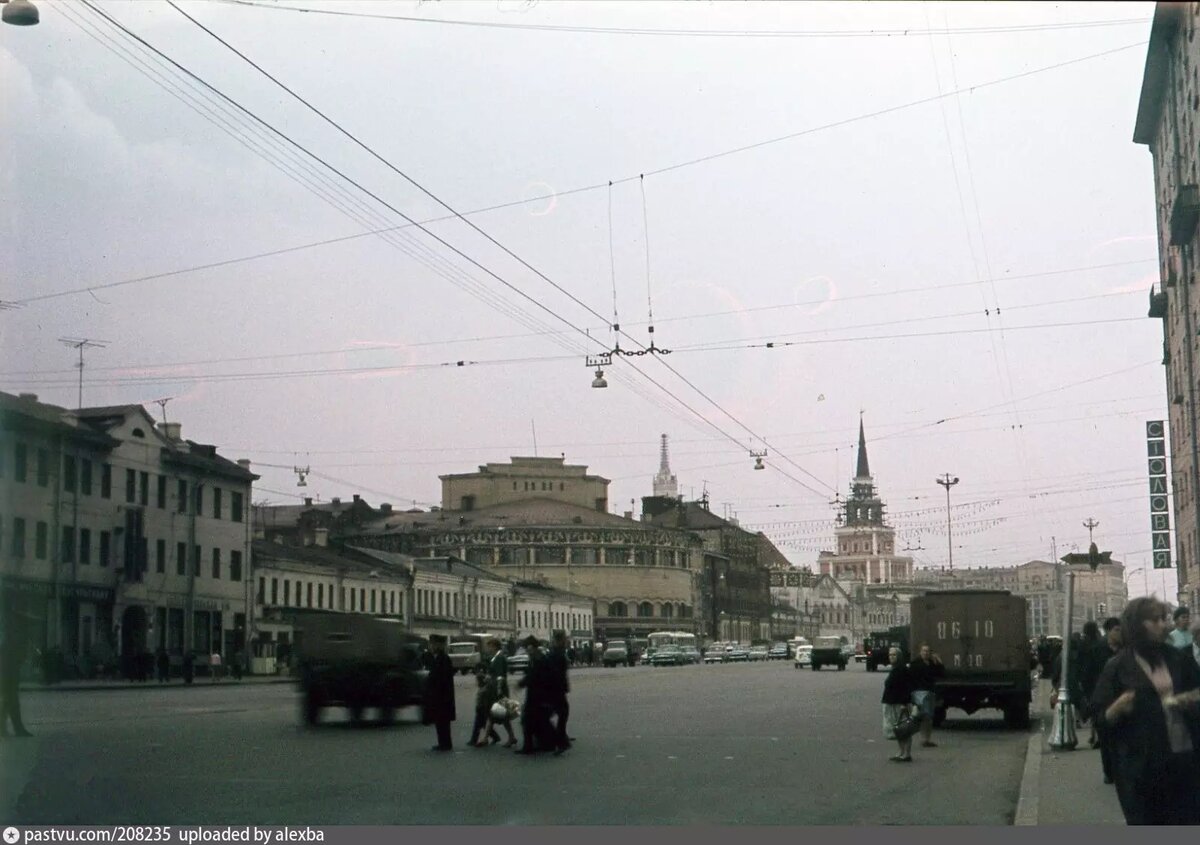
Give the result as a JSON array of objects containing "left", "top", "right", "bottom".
[
  {"left": 936, "top": 474, "right": 959, "bottom": 571},
  {"left": 1048, "top": 568, "right": 1078, "bottom": 750}
]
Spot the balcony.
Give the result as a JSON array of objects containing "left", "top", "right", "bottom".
[
  {"left": 1148, "top": 285, "right": 1167, "bottom": 319},
  {"left": 1170, "top": 184, "right": 1200, "bottom": 246}
]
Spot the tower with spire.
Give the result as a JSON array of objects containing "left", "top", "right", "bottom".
[
  {"left": 818, "top": 417, "right": 913, "bottom": 584},
  {"left": 652, "top": 433, "right": 679, "bottom": 499}
]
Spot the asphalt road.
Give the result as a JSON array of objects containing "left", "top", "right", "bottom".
[{"left": 3, "top": 660, "right": 1034, "bottom": 824}]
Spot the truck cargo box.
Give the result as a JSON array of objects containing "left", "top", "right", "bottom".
[{"left": 909, "top": 590, "right": 1032, "bottom": 727}]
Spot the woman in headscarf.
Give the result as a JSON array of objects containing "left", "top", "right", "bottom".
[{"left": 1092, "top": 596, "right": 1200, "bottom": 824}]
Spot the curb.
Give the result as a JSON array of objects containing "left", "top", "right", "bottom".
[
  {"left": 1013, "top": 728, "right": 1043, "bottom": 826},
  {"left": 23, "top": 678, "right": 297, "bottom": 692}
]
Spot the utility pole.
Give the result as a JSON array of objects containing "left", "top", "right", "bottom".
[
  {"left": 936, "top": 474, "right": 960, "bottom": 571},
  {"left": 58, "top": 337, "right": 108, "bottom": 410},
  {"left": 1083, "top": 518, "right": 1100, "bottom": 547}
]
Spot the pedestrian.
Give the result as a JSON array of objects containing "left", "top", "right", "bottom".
[
  {"left": 1168, "top": 607, "right": 1192, "bottom": 650},
  {"left": 1091, "top": 596, "right": 1200, "bottom": 825},
  {"left": 516, "top": 635, "right": 551, "bottom": 754},
  {"left": 0, "top": 615, "right": 33, "bottom": 738},
  {"left": 881, "top": 647, "right": 913, "bottom": 763},
  {"left": 1076, "top": 622, "right": 1106, "bottom": 744},
  {"left": 155, "top": 647, "right": 169, "bottom": 683},
  {"left": 210, "top": 650, "right": 223, "bottom": 683},
  {"left": 482, "top": 637, "right": 517, "bottom": 747},
  {"left": 231, "top": 649, "right": 244, "bottom": 681},
  {"left": 908, "top": 643, "right": 944, "bottom": 748},
  {"left": 182, "top": 650, "right": 195, "bottom": 685},
  {"left": 422, "top": 634, "right": 456, "bottom": 752},
  {"left": 1096, "top": 617, "right": 1123, "bottom": 784},
  {"left": 547, "top": 630, "right": 572, "bottom": 755},
  {"left": 466, "top": 666, "right": 501, "bottom": 748},
  {"left": 1192, "top": 622, "right": 1200, "bottom": 671}
]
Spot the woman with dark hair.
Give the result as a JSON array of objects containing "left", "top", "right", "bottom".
[
  {"left": 881, "top": 647, "right": 914, "bottom": 762},
  {"left": 1092, "top": 596, "right": 1200, "bottom": 824}
]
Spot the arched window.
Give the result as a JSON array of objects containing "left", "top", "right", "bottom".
[
  {"left": 661, "top": 603, "right": 674, "bottom": 619},
  {"left": 609, "top": 601, "right": 627, "bottom": 618},
  {"left": 638, "top": 601, "right": 654, "bottom": 618}
]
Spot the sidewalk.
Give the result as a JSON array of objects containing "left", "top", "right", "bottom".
[
  {"left": 1015, "top": 678, "right": 1125, "bottom": 825},
  {"left": 22, "top": 674, "right": 296, "bottom": 692}
]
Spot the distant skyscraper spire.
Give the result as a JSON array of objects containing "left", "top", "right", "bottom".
[
  {"left": 855, "top": 414, "right": 871, "bottom": 480},
  {"left": 653, "top": 433, "right": 679, "bottom": 498}
]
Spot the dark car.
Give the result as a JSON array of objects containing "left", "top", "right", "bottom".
[
  {"left": 650, "top": 645, "right": 686, "bottom": 666},
  {"left": 602, "top": 641, "right": 631, "bottom": 668},
  {"left": 726, "top": 646, "right": 750, "bottom": 662},
  {"left": 768, "top": 644, "right": 790, "bottom": 661}
]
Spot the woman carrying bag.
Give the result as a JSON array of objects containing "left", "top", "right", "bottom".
[
  {"left": 882, "top": 647, "right": 916, "bottom": 762},
  {"left": 1091, "top": 597, "right": 1200, "bottom": 825},
  {"left": 483, "top": 637, "right": 518, "bottom": 747}
]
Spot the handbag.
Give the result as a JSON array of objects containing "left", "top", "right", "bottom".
[{"left": 893, "top": 710, "right": 919, "bottom": 740}]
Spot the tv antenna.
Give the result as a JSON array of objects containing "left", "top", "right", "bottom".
[
  {"left": 153, "top": 397, "right": 173, "bottom": 427},
  {"left": 58, "top": 337, "right": 109, "bottom": 410},
  {"left": 294, "top": 465, "right": 310, "bottom": 487}
]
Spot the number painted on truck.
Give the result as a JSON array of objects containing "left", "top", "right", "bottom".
[
  {"left": 953, "top": 654, "right": 986, "bottom": 668},
  {"left": 937, "top": 622, "right": 947, "bottom": 640}
]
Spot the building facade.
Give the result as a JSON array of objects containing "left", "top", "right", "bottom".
[
  {"left": 1137, "top": 1, "right": 1200, "bottom": 611},
  {"left": 440, "top": 456, "right": 609, "bottom": 513},
  {"left": 0, "top": 392, "right": 256, "bottom": 677}
]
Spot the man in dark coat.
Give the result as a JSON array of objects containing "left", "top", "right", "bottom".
[
  {"left": 422, "top": 635, "right": 456, "bottom": 752},
  {"left": 516, "top": 636, "right": 551, "bottom": 754},
  {"left": 0, "top": 616, "right": 32, "bottom": 737},
  {"left": 1093, "top": 617, "right": 1122, "bottom": 783},
  {"left": 546, "top": 630, "right": 572, "bottom": 755}
]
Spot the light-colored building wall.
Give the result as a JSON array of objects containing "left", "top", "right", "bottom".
[{"left": 440, "top": 456, "right": 609, "bottom": 512}]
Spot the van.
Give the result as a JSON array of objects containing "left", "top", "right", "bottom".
[{"left": 448, "top": 641, "right": 482, "bottom": 675}]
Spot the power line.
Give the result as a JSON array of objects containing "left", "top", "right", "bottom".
[{"left": 217, "top": 1, "right": 1149, "bottom": 39}]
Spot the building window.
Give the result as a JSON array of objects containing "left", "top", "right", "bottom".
[
  {"left": 80, "top": 528, "right": 91, "bottom": 565},
  {"left": 126, "top": 468, "right": 136, "bottom": 503},
  {"left": 37, "top": 448, "right": 49, "bottom": 486},
  {"left": 100, "top": 531, "right": 111, "bottom": 567},
  {"left": 61, "top": 526, "right": 75, "bottom": 562},
  {"left": 80, "top": 459, "right": 92, "bottom": 495},
  {"left": 213, "top": 488, "right": 223, "bottom": 520},
  {"left": 638, "top": 601, "right": 654, "bottom": 618},
  {"left": 139, "top": 472, "right": 149, "bottom": 506},
  {"left": 284, "top": 580, "right": 291, "bottom": 606},
  {"left": 231, "top": 492, "right": 244, "bottom": 523},
  {"left": 371, "top": 591, "right": 378, "bottom": 614},
  {"left": 230, "top": 550, "right": 242, "bottom": 582},
  {"left": 257, "top": 577, "right": 265, "bottom": 604},
  {"left": 14, "top": 443, "right": 27, "bottom": 483},
  {"left": 271, "top": 578, "right": 279, "bottom": 605},
  {"left": 100, "top": 463, "right": 112, "bottom": 498},
  {"left": 35, "top": 521, "right": 48, "bottom": 559},
  {"left": 63, "top": 455, "right": 77, "bottom": 493},
  {"left": 157, "top": 475, "right": 167, "bottom": 508},
  {"left": 11, "top": 518, "right": 25, "bottom": 557},
  {"left": 193, "top": 484, "right": 203, "bottom": 516},
  {"left": 212, "top": 548, "right": 221, "bottom": 579},
  {"left": 317, "top": 583, "right": 324, "bottom": 607},
  {"left": 307, "top": 582, "right": 313, "bottom": 608},
  {"left": 176, "top": 541, "right": 186, "bottom": 576},
  {"left": 360, "top": 588, "right": 366, "bottom": 613},
  {"left": 192, "top": 545, "right": 200, "bottom": 576},
  {"left": 156, "top": 539, "right": 166, "bottom": 573},
  {"left": 177, "top": 479, "right": 188, "bottom": 513},
  {"left": 350, "top": 588, "right": 356, "bottom": 612},
  {"left": 609, "top": 601, "right": 627, "bottom": 618}
]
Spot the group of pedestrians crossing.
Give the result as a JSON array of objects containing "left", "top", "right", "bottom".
[{"left": 422, "top": 631, "right": 572, "bottom": 756}]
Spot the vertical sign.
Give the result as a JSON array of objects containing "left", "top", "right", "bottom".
[{"left": 1147, "top": 420, "right": 1172, "bottom": 569}]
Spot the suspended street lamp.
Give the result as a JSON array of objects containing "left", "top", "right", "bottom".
[{"left": 2, "top": 0, "right": 40, "bottom": 26}]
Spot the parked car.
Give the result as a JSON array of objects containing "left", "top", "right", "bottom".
[
  {"left": 748, "top": 645, "right": 769, "bottom": 661},
  {"left": 602, "top": 641, "right": 631, "bottom": 668},
  {"left": 703, "top": 648, "right": 726, "bottom": 664},
  {"left": 650, "top": 645, "right": 687, "bottom": 666},
  {"left": 448, "top": 642, "right": 482, "bottom": 675},
  {"left": 727, "top": 646, "right": 750, "bottom": 662},
  {"left": 681, "top": 646, "right": 702, "bottom": 664},
  {"left": 507, "top": 649, "right": 530, "bottom": 674},
  {"left": 793, "top": 645, "right": 813, "bottom": 669},
  {"left": 768, "top": 643, "right": 790, "bottom": 661}
]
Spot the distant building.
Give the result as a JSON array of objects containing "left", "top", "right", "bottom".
[
  {"left": 818, "top": 420, "right": 913, "bottom": 584},
  {"left": 1136, "top": 1, "right": 1200, "bottom": 611},
  {"left": 0, "top": 392, "right": 256, "bottom": 676},
  {"left": 439, "top": 456, "right": 609, "bottom": 513}
]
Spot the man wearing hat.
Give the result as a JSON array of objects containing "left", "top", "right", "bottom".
[
  {"left": 516, "top": 635, "right": 550, "bottom": 754},
  {"left": 422, "top": 635, "right": 456, "bottom": 752}
]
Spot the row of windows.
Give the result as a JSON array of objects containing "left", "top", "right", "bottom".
[
  {"left": 518, "top": 609, "right": 593, "bottom": 631},
  {"left": 3, "top": 518, "right": 242, "bottom": 580},
  {"left": 604, "top": 601, "right": 693, "bottom": 619},
  {"left": 2, "top": 443, "right": 244, "bottom": 522},
  {"left": 258, "top": 576, "right": 400, "bottom": 615},
  {"left": 458, "top": 547, "right": 689, "bottom": 567},
  {"left": 416, "top": 588, "right": 508, "bottom": 621}
]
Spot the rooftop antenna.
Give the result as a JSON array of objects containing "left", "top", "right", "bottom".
[
  {"left": 294, "top": 465, "right": 310, "bottom": 487},
  {"left": 58, "top": 337, "right": 109, "bottom": 410},
  {"left": 531, "top": 420, "right": 539, "bottom": 456},
  {"left": 153, "top": 397, "right": 173, "bottom": 427}
]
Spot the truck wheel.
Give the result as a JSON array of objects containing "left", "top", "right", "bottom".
[
  {"left": 379, "top": 705, "right": 396, "bottom": 725},
  {"left": 838, "top": 663, "right": 846, "bottom": 671},
  {"left": 811, "top": 664, "right": 819, "bottom": 671},
  {"left": 932, "top": 706, "right": 947, "bottom": 728},
  {"left": 348, "top": 704, "right": 365, "bottom": 725},
  {"left": 1003, "top": 702, "right": 1031, "bottom": 729},
  {"left": 303, "top": 690, "right": 322, "bottom": 726}
]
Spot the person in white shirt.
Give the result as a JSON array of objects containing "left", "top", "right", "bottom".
[{"left": 1167, "top": 607, "right": 1191, "bottom": 650}]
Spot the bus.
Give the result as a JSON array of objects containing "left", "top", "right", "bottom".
[{"left": 647, "top": 631, "right": 698, "bottom": 655}]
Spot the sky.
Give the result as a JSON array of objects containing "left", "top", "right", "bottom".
[{"left": 0, "top": 0, "right": 1175, "bottom": 598}]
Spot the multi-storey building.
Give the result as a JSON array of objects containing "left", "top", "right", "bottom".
[
  {"left": 511, "top": 579, "right": 595, "bottom": 649},
  {"left": 0, "top": 392, "right": 256, "bottom": 676},
  {"left": 1138, "top": 1, "right": 1200, "bottom": 611},
  {"left": 440, "top": 456, "right": 609, "bottom": 513},
  {"left": 818, "top": 421, "right": 913, "bottom": 584}
]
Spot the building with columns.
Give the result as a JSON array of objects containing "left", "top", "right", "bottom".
[{"left": 818, "top": 420, "right": 913, "bottom": 584}]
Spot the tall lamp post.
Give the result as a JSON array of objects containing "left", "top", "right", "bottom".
[
  {"left": 1049, "top": 542, "right": 1105, "bottom": 750},
  {"left": 2, "top": 0, "right": 40, "bottom": 26},
  {"left": 936, "top": 474, "right": 959, "bottom": 571}
]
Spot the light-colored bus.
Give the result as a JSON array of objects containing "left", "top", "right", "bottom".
[{"left": 647, "top": 631, "right": 698, "bottom": 652}]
